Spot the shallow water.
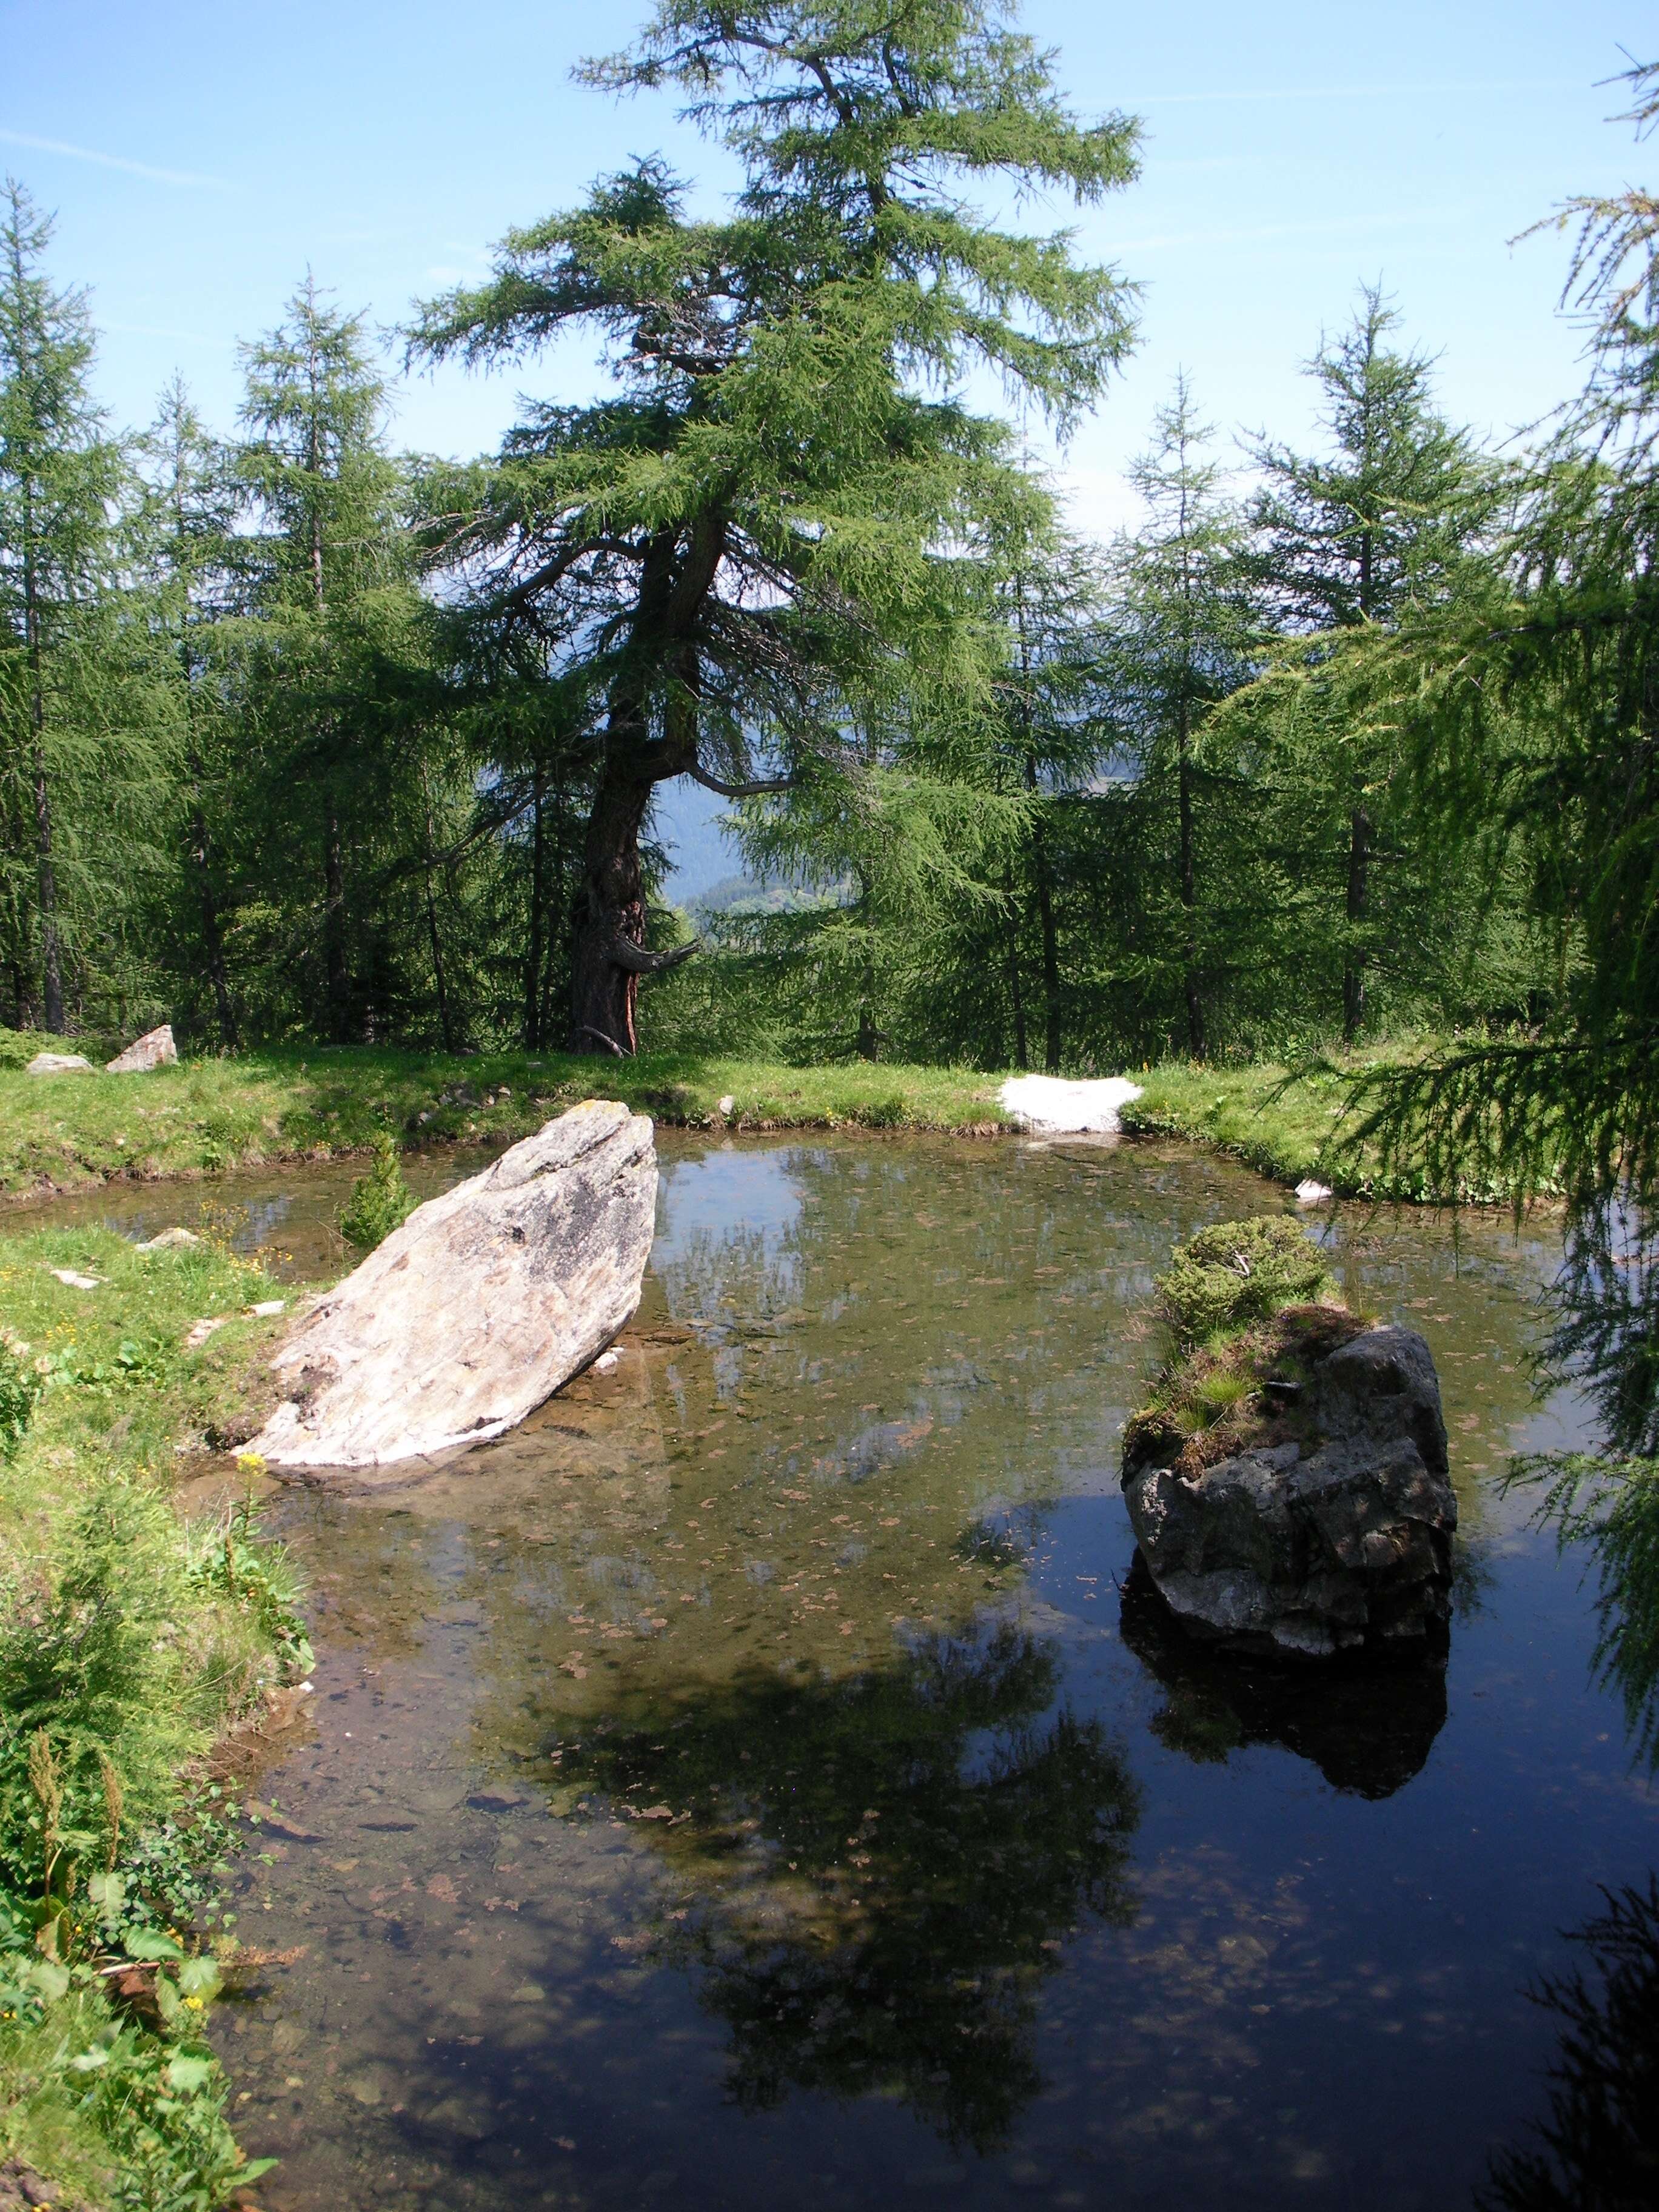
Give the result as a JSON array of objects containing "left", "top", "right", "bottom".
[{"left": 78, "top": 1133, "right": 1659, "bottom": 2207}]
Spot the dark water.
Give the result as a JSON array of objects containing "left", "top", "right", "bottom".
[{"left": 62, "top": 1134, "right": 1659, "bottom": 2208}]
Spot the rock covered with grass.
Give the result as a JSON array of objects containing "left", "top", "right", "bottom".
[
  {"left": 248, "top": 1099, "right": 657, "bottom": 1473},
  {"left": 1121, "top": 1216, "right": 1455, "bottom": 1661}
]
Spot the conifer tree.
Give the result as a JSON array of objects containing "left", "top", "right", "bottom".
[
  {"left": 1102, "top": 381, "right": 1258, "bottom": 1058},
  {"left": 1347, "top": 61, "right": 1659, "bottom": 1205},
  {"left": 136, "top": 378, "right": 240, "bottom": 1044},
  {"left": 235, "top": 281, "right": 421, "bottom": 1041},
  {"left": 0, "top": 179, "right": 124, "bottom": 1030},
  {"left": 1247, "top": 287, "right": 1480, "bottom": 1039},
  {"left": 412, "top": 0, "right": 1139, "bottom": 1055}
]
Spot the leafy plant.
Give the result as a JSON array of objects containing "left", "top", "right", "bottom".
[{"left": 340, "top": 1128, "right": 416, "bottom": 1251}]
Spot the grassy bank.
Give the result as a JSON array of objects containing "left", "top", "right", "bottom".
[
  {"left": 1121, "top": 1051, "right": 1534, "bottom": 1205},
  {"left": 0, "top": 1033, "right": 1530, "bottom": 1209},
  {"left": 0, "top": 1046, "right": 1013, "bottom": 1201},
  {"left": 0, "top": 1224, "right": 307, "bottom": 2208}
]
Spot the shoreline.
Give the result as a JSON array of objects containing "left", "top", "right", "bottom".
[{"left": 0, "top": 1043, "right": 1548, "bottom": 1213}]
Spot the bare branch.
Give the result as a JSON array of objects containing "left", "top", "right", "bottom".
[{"left": 686, "top": 764, "right": 796, "bottom": 799}]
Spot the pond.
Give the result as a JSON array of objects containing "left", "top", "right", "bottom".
[{"left": 37, "top": 1131, "right": 1659, "bottom": 2209}]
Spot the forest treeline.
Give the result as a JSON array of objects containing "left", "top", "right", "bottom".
[{"left": 1, "top": 4, "right": 1654, "bottom": 1181}]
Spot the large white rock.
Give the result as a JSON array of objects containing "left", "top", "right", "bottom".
[
  {"left": 106, "top": 1024, "right": 178, "bottom": 1072},
  {"left": 24, "top": 1051, "right": 95, "bottom": 1075},
  {"left": 999, "top": 1073, "right": 1143, "bottom": 1134},
  {"left": 249, "top": 1100, "right": 657, "bottom": 1472}
]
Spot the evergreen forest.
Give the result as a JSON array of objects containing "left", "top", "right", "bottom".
[{"left": 1, "top": 3, "right": 1656, "bottom": 1212}]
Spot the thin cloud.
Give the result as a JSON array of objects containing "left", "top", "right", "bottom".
[
  {"left": 0, "top": 127, "right": 229, "bottom": 189},
  {"left": 1133, "top": 76, "right": 1567, "bottom": 108}
]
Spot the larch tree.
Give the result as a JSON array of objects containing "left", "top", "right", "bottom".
[
  {"left": 412, "top": 0, "right": 1140, "bottom": 1056},
  {"left": 235, "top": 280, "right": 418, "bottom": 1042},
  {"left": 137, "top": 378, "right": 240, "bottom": 1045},
  {"left": 1345, "top": 60, "right": 1659, "bottom": 1208},
  {"left": 1102, "top": 380, "right": 1258, "bottom": 1059},
  {"left": 0, "top": 178, "right": 124, "bottom": 1031},
  {"left": 1247, "top": 286, "right": 1480, "bottom": 1041}
]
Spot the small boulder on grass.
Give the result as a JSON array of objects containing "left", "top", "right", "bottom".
[{"left": 340, "top": 1132, "right": 417, "bottom": 1253}]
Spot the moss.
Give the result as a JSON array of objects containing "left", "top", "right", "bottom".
[
  {"left": 1125, "top": 1214, "right": 1369, "bottom": 1482},
  {"left": 1155, "top": 1216, "right": 1335, "bottom": 1350}
]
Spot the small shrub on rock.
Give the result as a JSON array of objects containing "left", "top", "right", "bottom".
[
  {"left": 340, "top": 1131, "right": 416, "bottom": 1252},
  {"left": 1156, "top": 1216, "right": 1335, "bottom": 1349}
]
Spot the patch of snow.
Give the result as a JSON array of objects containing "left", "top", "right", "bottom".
[{"left": 999, "top": 1074, "right": 1143, "bottom": 1135}]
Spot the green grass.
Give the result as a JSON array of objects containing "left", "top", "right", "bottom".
[
  {"left": 1121, "top": 1048, "right": 1533, "bottom": 1205},
  {"left": 0, "top": 1224, "right": 306, "bottom": 2207},
  {"left": 0, "top": 1033, "right": 1532, "bottom": 1208},
  {"left": 0, "top": 1045, "right": 1014, "bottom": 1201}
]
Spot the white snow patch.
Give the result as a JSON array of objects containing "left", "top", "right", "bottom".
[{"left": 999, "top": 1074, "right": 1143, "bottom": 1135}]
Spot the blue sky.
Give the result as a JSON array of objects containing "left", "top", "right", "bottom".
[{"left": 4, "top": 0, "right": 1652, "bottom": 886}]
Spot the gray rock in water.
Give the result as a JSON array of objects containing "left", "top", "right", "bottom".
[
  {"left": 248, "top": 1099, "right": 656, "bottom": 1475},
  {"left": 1122, "top": 1322, "right": 1456, "bottom": 1660},
  {"left": 24, "top": 1051, "right": 94, "bottom": 1074},
  {"left": 106, "top": 1024, "right": 177, "bottom": 1072}
]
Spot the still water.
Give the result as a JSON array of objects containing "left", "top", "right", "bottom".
[{"left": 42, "top": 1133, "right": 1659, "bottom": 2208}]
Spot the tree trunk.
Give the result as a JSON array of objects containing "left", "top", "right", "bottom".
[
  {"left": 424, "top": 866, "right": 454, "bottom": 1052},
  {"left": 189, "top": 801, "right": 237, "bottom": 1047},
  {"left": 541, "top": 775, "right": 567, "bottom": 1049},
  {"left": 24, "top": 526, "right": 63, "bottom": 1033},
  {"left": 526, "top": 770, "right": 546, "bottom": 1050},
  {"left": 1343, "top": 800, "right": 1370, "bottom": 1044},
  {"left": 1022, "top": 760, "right": 1062, "bottom": 1075},
  {"left": 32, "top": 737, "right": 62, "bottom": 1034},
  {"left": 567, "top": 736, "right": 656, "bottom": 1056},
  {"left": 1004, "top": 861, "right": 1029, "bottom": 1071},
  {"left": 1176, "top": 708, "right": 1204, "bottom": 1061},
  {"left": 324, "top": 801, "right": 350, "bottom": 1042}
]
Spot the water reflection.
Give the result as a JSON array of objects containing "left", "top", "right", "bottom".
[
  {"left": 163, "top": 1131, "right": 1657, "bottom": 2212},
  {"left": 1515, "top": 1201, "right": 1659, "bottom": 1766},
  {"left": 1478, "top": 1873, "right": 1659, "bottom": 2210},
  {"left": 1538, "top": 1202, "right": 1659, "bottom": 1457},
  {"left": 1117, "top": 1558, "right": 1448, "bottom": 1798},
  {"left": 547, "top": 1621, "right": 1141, "bottom": 2153}
]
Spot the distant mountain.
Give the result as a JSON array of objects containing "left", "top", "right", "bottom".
[{"left": 651, "top": 779, "right": 748, "bottom": 904}]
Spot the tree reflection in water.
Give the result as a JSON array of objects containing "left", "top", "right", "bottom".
[
  {"left": 1117, "top": 1557, "right": 1448, "bottom": 1797},
  {"left": 1478, "top": 1875, "right": 1659, "bottom": 2211},
  {"left": 1515, "top": 1202, "right": 1659, "bottom": 1765},
  {"left": 547, "top": 1620, "right": 1140, "bottom": 2153}
]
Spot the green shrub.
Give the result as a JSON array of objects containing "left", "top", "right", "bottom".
[
  {"left": 340, "top": 1130, "right": 417, "bottom": 1252},
  {"left": 1155, "top": 1216, "right": 1335, "bottom": 1350}
]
